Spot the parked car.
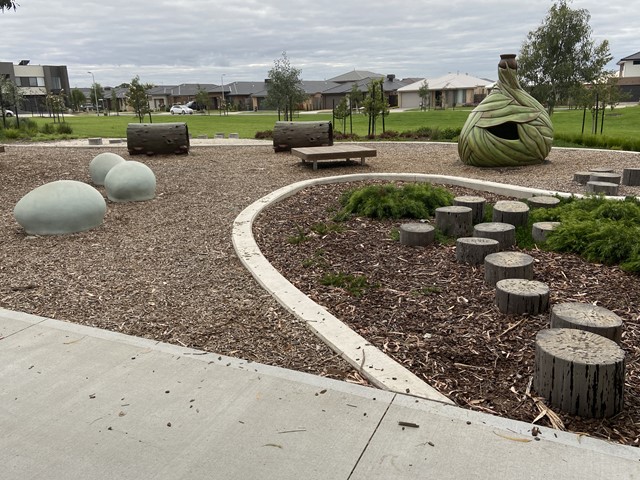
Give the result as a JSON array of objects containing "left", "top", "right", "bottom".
[
  {"left": 4, "top": 109, "right": 14, "bottom": 117},
  {"left": 185, "top": 100, "right": 206, "bottom": 111},
  {"left": 170, "top": 105, "right": 193, "bottom": 115}
]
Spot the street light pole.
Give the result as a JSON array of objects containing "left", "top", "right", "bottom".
[
  {"left": 88, "top": 71, "right": 99, "bottom": 117},
  {"left": 220, "top": 73, "right": 226, "bottom": 116}
]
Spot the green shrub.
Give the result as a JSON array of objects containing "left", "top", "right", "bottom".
[
  {"left": 40, "top": 123, "right": 55, "bottom": 134},
  {"left": 2, "top": 128, "right": 21, "bottom": 139},
  {"left": 254, "top": 130, "right": 272, "bottom": 139},
  {"left": 56, "top": 122, "right": 73, "bottom": 134},
  {"left": 527, "top": 195, "right": 640, "bottom": 273},
  {"left": 320, "top": 271, "right": 375, "bottom": 296},
  {"left": 337, "top": 183, "right": 454, "bottom": 220}
]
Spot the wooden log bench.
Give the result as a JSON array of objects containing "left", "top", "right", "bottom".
[{"left": 291, "top": 145, "right": 377, "bottom": 170}]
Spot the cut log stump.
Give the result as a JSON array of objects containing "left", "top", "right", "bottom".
[
  {"left": 453, "top": 196, "right": 486, "bottom": 224},
  {"left": 589, "top": 172, "right": 621, "bottom": 184},
  {"left": 622, "top": 168, "right": 640, "bottom": 186},
  {"left": 399, "top": 223, "right": 435, "bottom": 247},
  {"left": 484, "top": 251, "right": 534, "bottom": 287},
  {"left": 455, "top": 237, "right": 500, "bottom": 265},
  {"left": 532, "top": 221, "right": 561, "bottom": 243},
  {"left": 273, "top": 121, "right": 333, "bottom": 152},
  {"left": 492, "top": 200, "right": 529, "bottom": 227},
  {"left": 127, "top": 123, "right": 190, "bottom": 155},
  {"left": 586, "top": 181, "right": 619, "bottom": 196},
  {"left": 589, "top": 167, "right": 615, "bottom": 173},
  {"left": 534, "top": 328, "right": 625, "bottom": 418},
  {"left": 88, "top": 138, "right": 103, "bottom": 145},
  {"left": 573, "top": 172, "right": 591, "bottom": 184},
  {"left": 527, "top": 196, "right": 560, "bottom": 209},
  {"left": 473, "top": 222, "right": 515, "bottom": 248},
  {"left": 495, "top": 279, "right": 549, "bottom": 314},
  {"left": 435, "top": 206, "right": 473, "bottom": 237},
  {"left": 550, "top": 302, "right": 623, "bottom": 344}
]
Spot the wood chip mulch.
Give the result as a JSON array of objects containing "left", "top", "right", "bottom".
[{"left": 1, "top": 143, "right": 638, "bottom": 447}]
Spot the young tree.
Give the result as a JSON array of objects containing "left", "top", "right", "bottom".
[
  {"left": 517, "top": 0, "right": 612, "bottom": 114},
  {"left": 0, "top": 76, "right": 22, "bottom": 127},
  {"left": 70, "top": 88, "right": 86, "bottom": 112},
  {"left": 195, "top": 85, "right": 211, "bottom": 114},
  {"left": 333, "top": 96, "right": 349, "bottom": 134},
  {"left": 89, "top": 82, "right": 104, "bottom": 112},
  {"left": 418, "top": 80, "right": 430, "bottom": 111},
  {"left": 348, "top": 83, "right": 363, "bottom": 113},
  {"left": 110, "top": 88, "right": 118, "bottom": 115},
  {"left": 362, "top": 78, "right": 389, "bottom": 137},
  {"left": 265, "top": 52, "right": 307, "bottom": 121},
  {"left": 126, "top": 75, "right": 153, "bottom": 123}
]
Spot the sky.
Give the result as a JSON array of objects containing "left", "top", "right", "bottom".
[{"left": 0, "top": 0, "right": 636, "bottom": 89}]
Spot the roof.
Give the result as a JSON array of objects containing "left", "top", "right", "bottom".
[
  {"left": 397, "top": 73, "right": 493, "bottom": 92},
  {"left": 617, "top": 51, "right": 640, "bottom": 64},
  {"left": 326, "top": 70, "right": 383, "bottom": 83}
]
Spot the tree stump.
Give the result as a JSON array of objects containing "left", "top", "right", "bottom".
[
  {"left": 589, "top": 172, "right": 621, "bottom": 184},
  {"left": 127, "top": 122, "right": 190, "bottom": 155},
  {"left": 435, "top": 206, "right": 473, "bottom": 237},
  {"left": 492, "top": 200, "right": 529, "bottom": 227},
  {"left": 495, "top": 279, "right": 549, "bottom": 314},
  {"left": 534, "top": 328, "right": 625, "bottom": 418},
  {"left": 455, "top": 237, "right": 500, "bottom": 265},
  {"left": 88, "top": 138, "right": 103, "bottom": 145},
  {"left": 589, "top": 167, "right": 615, "bottom": 173},
  {"left": 532, "top": 221, "right": 561, "bottom": 243},
  {"left": 473, "top": 222, "right": 516, "bottom": 248},
  {"left": 453, "top": 196, "right": 486, "bottom": 224},
  {"left": 484, "top": 251, "right": 534, "bottom": 287},
  {"left": 399, "top": 223, "right": 435, "bottom": 247},
  {"left": 622, "top": 168, "right": 640, "bottom": 186},
  {"left": 550, "top": 303, "right": 623, "bottom": 344},
  {"left": 272, "top": 121, "right": 333, "bottom": 152},
  {"left": 527, "top": 196, "right": 560, "bottom": 209},
  {"left": 573, "top": 171, "right": 591, "bottom": 184},
  {"left": 586, "top": 181, "right": 618, "bottom": 196}
]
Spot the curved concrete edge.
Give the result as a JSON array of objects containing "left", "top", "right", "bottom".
[{"left": 232, "top": 173, "right": 589, "bottom": 404}]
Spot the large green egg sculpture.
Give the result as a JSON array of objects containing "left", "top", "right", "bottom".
[{"left": 458, "top": 54, "right": 553, "bottom": 167}]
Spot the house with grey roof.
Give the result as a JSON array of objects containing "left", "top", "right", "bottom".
[
  {"left": 397, "top": 73, "right": 493, "bottom": 109},
  {"left": 617, "top": 51, "right": 640, "bottom": 102}
]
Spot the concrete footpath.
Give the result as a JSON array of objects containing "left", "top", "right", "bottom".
[{"left": 1, "top": 308, "right": 638, "bottom": 479}]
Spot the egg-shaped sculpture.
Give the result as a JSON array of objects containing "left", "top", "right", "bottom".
[
  {"left": 14, "top": 180, "right": 106, "bottom": 235},
  {"left": 104, "top": 160, "right": 156, "bottom": 202},
  {"left": 458, "top": 54, "right": 553, "bottom": 167},
  {"left": 89, "top": 152, "right": 126, "bottom": 185}
]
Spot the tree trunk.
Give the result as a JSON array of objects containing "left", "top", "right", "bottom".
[
  {"left": 127, "top": 122, "right": 189, "bottom": 155},
  {"left": 473, "top": 222, "right": 515, "bottom": 248},
  {"left": 453, "top": 195, "right": 486, "bottom": 224},
  {"left": 534, "top": 328, "right": 625, "bottom": 418},
  {"left": 272, "top": 121, "right": 333, "bottom": 152}
]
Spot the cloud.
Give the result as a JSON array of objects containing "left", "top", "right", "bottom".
[{"left": 1, "top": 0, "right": 634, "bottom": 87}]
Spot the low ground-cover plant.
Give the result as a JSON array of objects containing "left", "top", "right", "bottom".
[
  {"left": 528, "top": 195, "right": 640, "bottom": 273},
  {"left": 320, "top": 271, "right": 377, "bottom": 297},
  {"left": 335, "top": 183, "right": 454, "bottom": 220}
]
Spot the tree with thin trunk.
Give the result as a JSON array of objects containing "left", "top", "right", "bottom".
[
  {"left": 195, "top": 85, "right": 211, "bottom": 115},
  {"left": 517, "top": 0, "right": 612, "bottom": 114},
  {"left": 362, "top": 78, "right": 389, "bottom": 137},
  {"left": 126, "top": 75, "right": 154, "bottom": 123},
  {"left": 418, "top": 80, "right": 430, "bottom": 111},
  {"left": 348, "top": 83, "right": 363, "bottom": 113},
  {"left": 70, "top": 88, "right": 86, "bottom": 112},
  {"left": 265, "top": 52, "right": 307, "bottom": 121}
]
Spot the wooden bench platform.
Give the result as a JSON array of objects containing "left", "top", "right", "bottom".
[{"left": 291, "top": 145, "right": 377, "bottom": 170}]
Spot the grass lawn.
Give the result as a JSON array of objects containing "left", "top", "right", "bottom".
[{"left": 5, "top": 105, "right": 640, "bottom": 149}]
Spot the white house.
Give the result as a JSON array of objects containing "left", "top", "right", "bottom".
[
  {"left": 397, "top": 73, "right": 493, "bottom": 109},
  {"left": 617, "top": 51, "right": 640, "bottom": 102}
]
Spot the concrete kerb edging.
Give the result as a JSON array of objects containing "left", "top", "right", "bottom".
[{"left": 232, "top": 173, "right": 587, "bottom": 405}]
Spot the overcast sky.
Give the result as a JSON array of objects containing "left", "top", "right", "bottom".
[{"left": 1, "top": 0, "right": 635, "bottom": 88}]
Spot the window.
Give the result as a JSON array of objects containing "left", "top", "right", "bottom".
[
  {"left": 51, "top": 76, "right": 62, "bottom": 90},
  {"left": 18, "top": 77, "right": 45, "bottom": 87},
  {"left": 633, "top": 60, "right": 640, "bottom": 65}
]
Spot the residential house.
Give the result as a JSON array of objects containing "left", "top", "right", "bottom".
[
  {"left": 617, "top": 51, "right": 640, "bottom": 102},
  {"left": 0, "top": 60, "right": 70, "bottom": 113},
  {"left": 397, "top": 73, "right": 493, "bottom": 109}
]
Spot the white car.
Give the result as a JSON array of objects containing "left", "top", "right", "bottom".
[
  {"left": 170, "top": 105, "right": 193, "bottom": 115},
  {"left": 4, "top": 109, "right": 14, "bottom": 117}
]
